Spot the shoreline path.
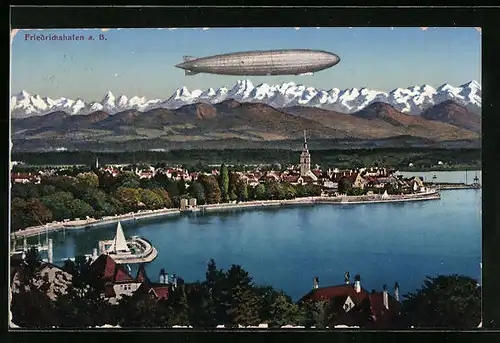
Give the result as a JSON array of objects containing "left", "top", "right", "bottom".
[{"left": 11, "top": 190, "right": 442, "bottom": 240}]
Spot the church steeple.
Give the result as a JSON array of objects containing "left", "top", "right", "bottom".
[{"left": 300, "top": 130, "right": 311, "bottom": 177}]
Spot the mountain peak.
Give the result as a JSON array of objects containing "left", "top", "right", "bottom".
[
  {"left": 460, "top": 80, "right": 481, "bottom": 88},
  {"left": 15, "top": 90, "right": 30, "bottom": 99},
  {"left": 102, "top": 91, "right": 115, "bottom": 101},
  {"left": 10, "top": 80, "right": 482, "bottom": 118}
]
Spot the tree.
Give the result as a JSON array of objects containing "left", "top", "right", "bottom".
[
  {"left": 400, "top": 275, "right": 481, "bottom": 329},
  {"left": 44, "top": 175, "right": 79, "bottom": 194},
  {"left": 26, "top": 198, "right": 53, "bottom": 225},
  {"left": 300, "top": 300, "right": 329, "bottom": 328},
  {"left": 304, "top": 183, "right": 322, "bottom": 196},
  {"left": 55, "top": 256, "right": 116, "bottom": 327},
  {"left": 222, "top": 265, "right": 261, "bottom": 327},
  {"left": 294, "top": 184, "right": 308, "bottom": 198},
  {"left": 177, "top": 179, "right": 187, "bottom": 196},
  {"left": 79, "top": 188, "right": 113, "bottom": 217},
  {"left": 11, "top": 183, "right": 39, "bottom": 199},
  {"left": 281, "top": 183, "right": 297, "bottom": 200},
  {"left": 189, "top": 182, "right": 206, "bottom": 205},
  {"left": 165, "top": 179, "right": 180, "bottom": 198},
  {"left": 265, "top": 181, "right": 285, "bottom": 200},
  {"left": 228, "top": 172, "right": 240, "bottom": 202},
  {"left": 165, "top": 285, "right": 190, "bottom": 327},
  {"left": 236, "top": 181, "right": 248, "bottom": 202},
  {"left": 338, "top": 177, "right": 353, "bottom": 194},
  {"left": 220, "top": 164, "right": 229, "bottom": 202},
  {"left": 115, "top": 293, "right": 158, "bottom": 328},
  {"left": 117, "top": 171, "right": 140, "bottom": 189},
  {"left": 254, "top": 183, "right": 266, "bottom": 200},
  {"left": 10, "top": 248, "right": 58, "bottom": 328},
  {"left": 67, "top": 199, "right": 95, "bottom": 220},
  {"left": 115, "top": 187, "right": 141, "bottom": 212},
  {"left": 228, "top": 284, "right": 261, "bottom": 327},
  {"left": 268, "top": 293, "right": 302, "bottom": 328},
  {"left": 76, "top": 172, "right": 99, "bottom": 189},
  {"left": 41, "top": 191, "right": 75, "bottom": 221},
  {"left": 200, "top": 175, "right": 221, "bottom": 204},
  {"left": 203, "top": 259, "right": 226, "bottom": 326},
  {"left": 139, "top": 189, "right": 164, "bottom": 210},
  {"left": 151, "top": 188, "right": 173, "bottom": 208}
]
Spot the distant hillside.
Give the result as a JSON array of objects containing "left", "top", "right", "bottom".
[
  {"left": 11, "top": 100, "right": 480, "bottom": 151},
  {"left": 420, "top": 100, "right": 481, "bottom": 133}
]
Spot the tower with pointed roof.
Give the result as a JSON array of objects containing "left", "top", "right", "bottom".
[
  {"left": 108, "top": 222, "right": 130, "bottom": 254},
  {"left": 300, "top": 130, "right": 311, "bottom": 177}
]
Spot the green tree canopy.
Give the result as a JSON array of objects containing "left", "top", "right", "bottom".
[
  {"left": 400, "top": 275, "right": 481, "bottom": 329},
  {"left": 220, "top": 164, "right": 229, "bottom": 202},
  {"left": 189, "top": 182, "right": 206, "bottom": 205},
  {"left": 236, "top": 181, "right": 248, "bottom": 202},
  {"left": 265, "top": 181, "right": 285, "bottom": 200},
  {"left": 139, "top": 189, "right": 165, "bottom": 210},
  {"left": 115, "top": 187, "right": 141, "bottom": 212},
  {"left": 151, "top": 188, "right": 172, "bottom": 208},
  {"left": 199, "top": 175, "right": 221, "bottom": 204},
  {"left": 338, "top": 177, "right": 353, "bottom": 194},
  {"left": 76, "top": 172, "right": 99, "bottom": 189}
]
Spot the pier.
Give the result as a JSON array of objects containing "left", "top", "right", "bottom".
[
  {"left": 98, "top": 222, "right": 158, "bottom": 264},
  {"left": 10, "top": 236, "right": 54, "bottom": 263},
  {"left": 426, "top": 182, "right": 481, "bottom": 190}
]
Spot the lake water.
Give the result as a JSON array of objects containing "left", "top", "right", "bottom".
[{"left": 44, "top": 185, "right": 482, "bottom": 301}]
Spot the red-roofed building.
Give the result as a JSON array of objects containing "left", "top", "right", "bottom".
[
  {"left": 281, "top": 174, "right": 301, "bottom": 184},
  {"left": 298, "top": 275, "right": 401, "bottom": 328},
  {"left": 312, "top": 169, "right": 323, "bottom": 178},
  {"left": 133, "top": 264, "right": 171, "bottom": 302},
  {"left": 90, "top": 254, "right": 142, "bottom": 304},
  {"left": 11, "top": 172, "right": 41, "bottom": 184},
  {"left": 364, "top": 289, "right": 401, "bottom": 329},
  {"left": 138, "top": 170, "right": 154, "bottom": 179}
]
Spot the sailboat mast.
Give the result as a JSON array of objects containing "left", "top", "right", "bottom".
[{"left": 466, "top": 170, "right": 468, "bottom": 185}]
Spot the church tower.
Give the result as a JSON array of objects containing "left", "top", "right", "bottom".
[{"left": 300, "top": 130, "right": 311, "bottom": 177}]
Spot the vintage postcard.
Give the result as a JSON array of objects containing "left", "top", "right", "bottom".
[{"left": 9, "top": 27, "right": 481, "bottom": 329}]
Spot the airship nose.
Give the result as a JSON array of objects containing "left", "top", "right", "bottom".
[
  {"left": 327, "top": 53, "right": 341, "bottom": 65},
  {"left": 175, "top": 62, "right": 186, "bottom": 69}
]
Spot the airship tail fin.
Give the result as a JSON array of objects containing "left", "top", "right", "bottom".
[
  {"left": 183, "top": 56, "right": 197, "bottom": 62},
  {"left": 185, "top": 70, "right": 199, "bottom": 76}
]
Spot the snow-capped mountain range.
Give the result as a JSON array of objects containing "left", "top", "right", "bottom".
[{"left": 11, "top": 80, "right": 481, "bottom": 119}]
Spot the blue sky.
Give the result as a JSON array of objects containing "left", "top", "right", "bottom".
[{"left": 11, "top": 27, "right": 481, "bottom": 102}]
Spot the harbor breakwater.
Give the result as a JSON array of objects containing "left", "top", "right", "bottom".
[{"left": 10, "top": 190, "right": 441, "bottom": 239}]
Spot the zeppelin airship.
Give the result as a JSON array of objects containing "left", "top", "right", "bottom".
[{"left": 174, "top": 49, "right": 340, "bottom": 76}]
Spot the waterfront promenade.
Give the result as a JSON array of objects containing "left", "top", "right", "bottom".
[{"left": 10, "top": 190, "right": 441, "bottom": 239}]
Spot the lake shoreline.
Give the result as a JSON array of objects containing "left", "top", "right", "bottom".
[{"left": 11, "top": 190, "right": 443, "bottom": 240}]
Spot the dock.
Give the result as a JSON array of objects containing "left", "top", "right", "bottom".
[{"left": 426, "top": 182, "right": 481, "bottom": 190}]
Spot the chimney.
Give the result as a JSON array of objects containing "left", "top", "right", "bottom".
[
  {"left": 344, "top": 272, "right": 350, "bottom": 284},
  {"left": 354, "top": 274, "right": 361, "bottom": 293},
  {"left": 92, "top": 248, "right": 98, "bottom": 260},
  {"left": 313, "top": 276, "right": 319, "bottom": 289},
  {"left": 383, "top": 284, "right": 389, "bottom": 310},
  {"left": 173, "top": 274, "right": 177, "bottom": 288},
  {"left": 394, "top": 282, "right": 400, "bottom": 302},
  {"left": 165, "top": 272, "right": 169, "bottom": 285}
]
